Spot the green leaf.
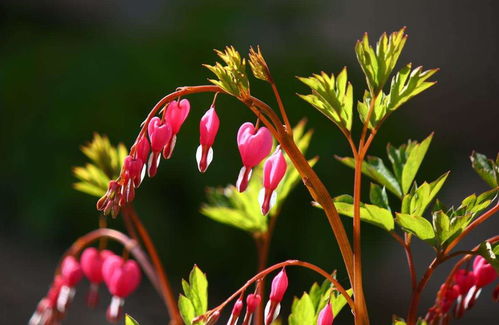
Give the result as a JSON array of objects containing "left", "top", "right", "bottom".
[
  {"left": 402, "top": 172, "right": 449, "bottom": 216},
  {"left": 470, "top": 151, "right": 499, "bottom": 188},
  {"left": 336, "top": 155, "right": 402, "bottom": 198},
  {"left": 478, "top": 241, "right": 499, "bottom": 273},
  {"left": 401, "top": 134, "right": 433, "bottom": 194},
  {"left": 396, "top": 213, "right": 435, "bottom": 244},
  {"left": 289, "top": 293, "right": 315, "bottom": 325},
  {"left": 73, "top": 133, "right": 128, "bottom": 197},
  {"left": 432, "top": 210, "right": 451, "bottom": 247},
  {"left": 204, "top": 46, "right": 250, "bottom": 98},
  {"left": 125, "top": 315, "right": 140, "bottom": 325},
  {"left": 179, "top": 265, "right": 208, "bottom": 325},
  {"left": 369, "top": 183, "right": 390, "bottom": 211},
  {"left": 298, "top": 68, "right": 354, "bottom": 131},
  {"left": 316, "top": 195, "right": 394, "bottom": 231},
  {"left": 330, "top": 288, "right": 353, "bottom": 316},
  {"left": 355, "top": 28, "right": 408, "bottom": 93},
  {"left": 179, "top": 295, "right": 196, "bottom": 325}
]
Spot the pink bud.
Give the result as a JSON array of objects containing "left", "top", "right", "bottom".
[
  {"left": 135, "top": 136, "right": 151, "bottom": 163},
  {"left": 236, "top": 122, "right": 273, "bottom": 192},
  {"left": 259, "top": 147, "right": 287, "bottom": 215},
  {"left": 246, "top": 293, "right": 261, "bottom": 314},
  {"left": 317, "top": 303, "right": 334, "bottom": 325},
  {"left": 453, "top": 269, "right": 476, "bottom": 295},
  {"left": 270, "top": 268, "right": 288, "bottom": 302},
  {"left": 473, "top": 256, "right": 497, "bottom": 287},
  {"left": 80, "top": 247, "right": 108, "bottom": 284},
  {"left": 105, "top": 260, "right": 141, "bottom": 298},
  {"left": 206, "top": 310, "right": 221, "bottom": 325},
  {"left": 61, "top": 256, "right": 83, "bottom": 287},
  {"left": 123, "top": 155, "right": 143, "bottom": 189},
  {"left": 102, "top": 254, "right": 123, "bottom": 284},
  {"left": 196, "top": 106, "right": 220, "bottom": 173},
  {"left": 227, "top": 298, "right": 243, "bottom": 325},
  {"left": 46, "top": 275, "right": 64, "bottom": 308}
]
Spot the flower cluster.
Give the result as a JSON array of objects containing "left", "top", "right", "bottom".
[
  {"left": 29, "top": 248, "right": 141, "bottom": 325},
  {"left": 97, "top": 98, "right": 287, "bottom": 218},
  {"left": 425, "top": 256, "right": 497, "bottom": 323}
]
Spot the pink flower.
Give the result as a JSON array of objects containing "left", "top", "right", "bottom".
[
  {"left": 133, "top": 136, "right": 150, "bottom": 187},
  {"left": 61, "top": 256, "right": 83, "bottom": 287},
  {"left": 196, "top": 106, "right": 220, "bottom": 173},
  {"left": 147, "top": 116, "right": 172, "bottom": 177},
  {"left": 236, "top": 122, "right": 273, "bottom": 192},
  {"left": 259, "top": 147, "right": 287, "bottom": 215},
  {"left": 80, "top": 248, "right": 113, "bottom": 307},
  {"left": 453, "top": 269, "right": 476, "bottom": 295},
  {"left": 473, "top": 256, "right": 497, "bottom": 287},
  {"left": 317, "top": 303, "right": 334, "bottom": 325},
  {"left": 163, "top": 99, "right": 190, "bottom": 159},
  {"left": 246, "top": 293, "right": 261, "bottom": 314}
]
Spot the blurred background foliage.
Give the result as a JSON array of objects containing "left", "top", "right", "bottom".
[{"left": 0, "top": 0, "right": 498, "bottom": 324}]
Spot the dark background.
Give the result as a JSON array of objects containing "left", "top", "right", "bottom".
[{"left": 1, "top": 0, "right": 498, "bottom": 324}]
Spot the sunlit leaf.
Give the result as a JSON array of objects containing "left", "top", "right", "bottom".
[{"left": 396, "top": 213, "right": 435, "bottom": 244}]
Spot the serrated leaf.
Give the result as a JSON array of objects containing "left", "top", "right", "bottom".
[
  {"left": 369, "top": 183, "right": 390, "bottom": 211},
  {"left": 125, "top": 314, "right": 140, "bottom": 325},
  {"left": 396, "top": 213, "right": 435, "bottom": 244},
  {"left": 316, "top": 195, "right": 394, "bottom": 231},
  {"left": 289, "top": 293, "right": 315, "bottom": 325},
  {"left": 471, "top": 151, "right": 499, "bottom": 188},
  {"left": 355, "top": 28, "right": 407, "bottom": 93},
  {"left": 298, "top": 68, "right": 353, "bottom": 131},
  {"left": 403, "top": 172, "right": 449, "bottom": 216},
  {"left": 336, "top": 155, "right": 402, "bottom": 198},
  {"left": 204, "top": 46, "right": 250, "bottom": 98}
]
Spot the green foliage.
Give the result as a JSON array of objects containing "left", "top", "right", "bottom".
[
  {"left": 289, "top": 280, "right": 352, "bottom": 325},
  {"left": 298, "top": 68, "right": 353, "bottom": 132},
  {"left": 201, "top": 120, "right": 316, "bottom": 233},
  {"left": 355, "top": 28, "right": 407, "bottom": 93},
  {"left": 314, "top": 194, "right": 394, "bottom": 232},
  {"left": 471, "top": 151, "right": 499, "bottom": 188},
  {"left": 369, "top": 183, "right": 391, "bottom": 211},
  {"left": 178, "top": 265, "right": 208, "bottom": 325},
  {"left": 387, "top": 133, "right": 433, "bottom": 195},
  {"left": 204, "top": 46, "right": 250, "bottom": 98},
  {"left": 125, "top": 314, "right": 140, "bottom": 325},
  {"left": 73, "top": 133, "right": 127, "bottom": 197},
  {"left": 396, "top": 213, "right": 435, "bottom": 244},
  {"left": 392, "top": 317, "right": 428, "bottom": 325},
  {"left": 431, "top": 188, "right": 497, "bottom": 248},
  {"left": 337, "top": 134, "right": 434, "bottom": 199},
  {"left": 400, "top": 172, "right": 449, "bottom": 217},
  {"left": 336, "top": 155, "right": 402, "bottom": 198}
]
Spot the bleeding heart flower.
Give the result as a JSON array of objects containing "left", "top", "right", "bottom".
[
  {"left": 227, "top": 298, "right": 244, "bottom": 325},
  {"left": 196, "top": 106, "right": 220, "bottom": 173},
  {"left": 236, "top": 122, "right": 273, "bottom": 192},
  {"left": 147, "top": 116, "right": 172, "bottom": 177},
  {"left": 259, "top": 146, "right": 287, "bottom": 215},
  {"left": 264, "top": 268, "right": 288, "bottom": 325},
  {"left": 61, "top": 256, "right": 83, "bottom": 287},
  {"left": 453, "top": 269, "right": 476, "bottom": 295},
  {"left": 473, "top": 256, "right": 497, "bottom": 287},
  {"left": 163, "top": 99, "right": 190, "bottom": 159}
]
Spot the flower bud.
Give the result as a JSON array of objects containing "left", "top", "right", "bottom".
[
  {"left": 196, "top": 106, "right": 219, "bottom": 173},
  {"left": 270, "top": 268, "right": 288, "bottom": 302},
  {"left": 246, "top": 293, "right": 261, "bottom": 314},
  {"left": 259, "top": 147, "right": 287, "bottom": 215},
  {"left": 317, "top": 303, "right": 334, "bottom": 325},
  {"left": 147, "top": 117, "right": 172, "bottom": 177},
  {"left": 228, "top": 298, "right": 244, "bottom": 325}
]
